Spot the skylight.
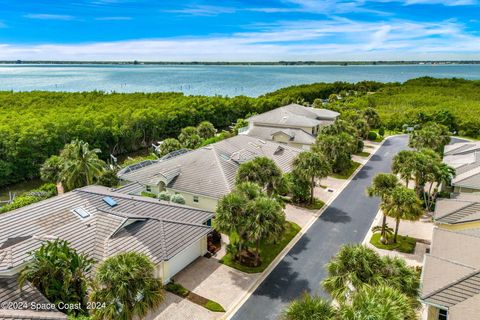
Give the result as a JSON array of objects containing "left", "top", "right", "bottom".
[
  {"left": 72, "top": 207, "right": 91, "bottom": 219},
  {"left": 102, "top": 196, "right": 118, "bottom": 207}
]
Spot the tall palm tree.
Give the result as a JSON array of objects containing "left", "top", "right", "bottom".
[
  {"left": 283, "top": 294, "right": 336, "bottom": 320},
  {"left": 246, "top": 196, "right": 285, "bottom": 265},
  {"left": 292, "top": 151, "right": 332, "bottom": 204},
  {"left": 236, "top": 157, "right": 284, "bottom": 196},
  {"left": 90, "top": 252, "right": 164, "bottom": 320},
  {"left": 367, "top": 173, "right": 400, "bottom": 243},
  {"left": 19, "top": 239, "right": 94, "bottom": 316},
  {"left": 391, "top": 150, "right": 415, "bottom": 188},
  {"left": 59, "top": 140, "right": 106, "bottom": 190},
  {"left": 409, "top": 122, "right": 451, "bottom": 154},
  {"left": 381, "top": 186, "right": 424, "bottom": 243},
  {"left": 338, "top": 285, "right": 417, "bottom": 320},
  {"left": 322, "top": 244, "right": 385, "bottom": 302},
  {"left": 425, "top": 162, "right": 456, "bottom": 210}
]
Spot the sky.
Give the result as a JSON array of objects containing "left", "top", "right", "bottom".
[{"left": 0, "top": 0, "right": 479, "bottom": 61}]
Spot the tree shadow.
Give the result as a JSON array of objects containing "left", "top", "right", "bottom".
[{"left": 319, "top": 206, "right": 352, "bottom": 224}]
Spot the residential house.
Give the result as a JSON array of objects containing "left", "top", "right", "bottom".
[
  {"left": 443, "top": 142, "right": 480, "bottom": 193},
  {"left": 241, "top": 103, "right": 339, "bottom": 149},
  {"left": 118, "top": 135, "right": 300, "bottom": 211},
  {"left": 0, "top": 185, "right": 213, "bottom": 318},
  {"left": 422, "top": 193, "right": 480, "bottom": 319}
]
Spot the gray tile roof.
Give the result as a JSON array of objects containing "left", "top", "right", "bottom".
[
  {"left": 244, "top": 126, "right": 317, "bottom": 145},
  {"left": 114, "top": 181, "right": 144, "bottom": 195},
  {"left": 444, "top": 142, "right": 480, "bottom": 156},
  {"left": 0, "top": 276, "right": 67, "bottom": 319},
  {"left": 434, "top": 197, "right": 480, "bottom": 224},
  {"left": 247, "top": 104, "right": 339, "bottom": 127},
  {"left": 423, "top": 270, "right": 480, "bottom": 308},
  {"left": 118, "top": 135, "right": 300, "bottom": 199},
  {"left": 0, "top": 185, "right": 213, "bottom": 273},
  {"left": 421, "top": 227, "right": 480, "bottom": 312}
]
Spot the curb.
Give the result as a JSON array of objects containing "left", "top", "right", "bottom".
[{"left": 223, "top": 136, "right": 394, "bottom": 320}]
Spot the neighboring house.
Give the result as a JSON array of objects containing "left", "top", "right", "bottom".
[
  {"left": 422, "top": 193, "right": 480, "bottom": 319},
  {"left": 434, "top": 194, "right": 480, "bottom": 231},
  {"left": 0, "top": 185, "right": 213, "bottom": 318},
  {"left": 241, "top": 103, "right": 339, "bottom": 149},
  {"left": 443, "top": 142, "right": 480, "bottom": 193},
  {"left": 421, "top": 227, "right": 480, "bottom": 320},
  {"left": 118, "top": 135, "right": 300, "bottom": 211}
]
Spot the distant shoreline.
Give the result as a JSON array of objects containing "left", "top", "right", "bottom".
[{"left": 1, "top": 60, "right": 480, "bottom": 66}]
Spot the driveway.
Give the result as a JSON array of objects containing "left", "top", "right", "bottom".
[{"left": 231, "top": 135, "right": 410, "bottom": 320}]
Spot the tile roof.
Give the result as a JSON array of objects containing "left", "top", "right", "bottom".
[
  {"left": 0, "top": 185, "right": 213, "bottom": 273},
  {"left": 451, "top": 165, "right": 480, "bottom": 190},
  {"left": 434, "top": 197, "right": 480, "bottom": 224},
  {"left": 444, "top": 142, "right": 480, "bottom": 156},
  {"left": 244, "top": 126, "right": 317, "bottom": 145},
  {"left": 0, "top": 276, "right": 67, "bottom": 319},
  {"left": 118, "top": 135, "right": 300, "bottom": 199},
  {"left": 114, "top": 181, "right": 145, "bottom": 195},
  {"left": 247, "top": 104, "right": 339, "bottom": 127},
  {"left": 421, "top": 227, "right": 480, "bottom": 312}
]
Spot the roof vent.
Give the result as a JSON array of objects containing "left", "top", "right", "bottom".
[
  {"left": 274, "top": 146, "right": 285, "bottom": 155},
  {"left": 257, "top": 139, "right": 266, "bottom": 144},
  {"left": 72, "top": 207, "right": 91, "bottom": 219},
  {"left": 103, "top": 196, "right": 118, "bottom": 207}
]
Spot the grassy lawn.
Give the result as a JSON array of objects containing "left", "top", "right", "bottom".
[
  {"left": 355, "top": 151, "right": 370, "bottom": 157},
  {"left": 331, "top": 161, "right": 361, "bottom": 180},
  {"left": 370, "top": 233, "right": 417, "bottom": 254},
  {"left": 301, "top": 198, "right": 325, "bottom": 210},
  {"left": 220, "top": 221, "right": 301, "bottom": 273},
  {"left": 165, "top": 282, "right": 225, "bottom": 312}
]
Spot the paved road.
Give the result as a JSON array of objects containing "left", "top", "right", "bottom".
[{"left": 232, "top": 135, "right": 410, "bottom": 320}]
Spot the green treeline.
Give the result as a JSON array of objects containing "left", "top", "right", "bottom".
[{"left": 1, "top": 77, "right": 479, "bottom": 187}]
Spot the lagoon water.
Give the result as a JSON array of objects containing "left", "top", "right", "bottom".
[{"left": 1, "top": 64, "right": 480, "bottom": 97}]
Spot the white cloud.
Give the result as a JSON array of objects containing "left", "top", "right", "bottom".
[
  {"left": 403, "top": 0, "right": 478, "bottom": 5},
  {"left": 95, "top": 16, "right": 133, "bottom": 20},
  {"left": 23, "top": 14, "right": 75, "bottom": 21},
  {"left": 163, "top": 5, "right": 236, "bottom": 16},
  {"left": 1, "top": 19, "right": 479, "bottom": 61}
]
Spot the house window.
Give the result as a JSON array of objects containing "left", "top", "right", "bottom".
[
  {"left": 193, "top": 196, "right": 199, "bottom": 203},
  {"left": 438, "top": 309, "right": 448, "bottom": 320},
  {"left": 146, "top": 186, "right": 151, "bottom": 192}
]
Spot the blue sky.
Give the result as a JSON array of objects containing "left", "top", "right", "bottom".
[{"left": 0, "top": 0, "right": 479, "bottom": 60}]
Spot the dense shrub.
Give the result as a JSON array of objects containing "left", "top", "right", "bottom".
[
  {"left": 367, "top": 131, "right": 378, "bottom": 141},
  {"left": 158, "top": 191, "right": 171, "bottom": 201},
  {"left": 0, "top": 183, "right": 57, "bottom": 214},
  {"left": 171, "top": 194, "right": 186, "bottom": 204}
]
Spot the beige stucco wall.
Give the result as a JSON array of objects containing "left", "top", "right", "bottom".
[
  {"left": 438, "top": 220, "right": 480, "bottom": 231},
  {"left": 166, "top": 188, "right": 219, "bottom": 212},
  {"left": 453, "top": 185, "right": 480, "bottom": 193}
]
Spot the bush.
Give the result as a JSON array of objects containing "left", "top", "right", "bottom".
[
  {"left": 165, "top": 282, "right": 189, "bottom": 297},
  {"left": 356, "top": 140, "right": 364, "bottom": 153},
  {"left": 158, "top": 191, "right": 171, "bottom": 201},
  {"left": 171, "top": 193, "right": 186, "bottom": 204},
  {"left": 141, "top": 191, "right": 157, "bottom": 199},
  {"left": 0, "top": 183, "right": 57, "bottom": 214},
  {"left": 367, "top": 131, "right": 377, "bottom": 141},
  {"left": 285, "top": 172, "right": 311, "bottom": 204},
  {"left": 378, "top": 127, "right": 385, "bottom": 136}
]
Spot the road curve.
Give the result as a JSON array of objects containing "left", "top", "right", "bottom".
[{"left": 231, "top": 135, "right": 410, "bottom": 320}]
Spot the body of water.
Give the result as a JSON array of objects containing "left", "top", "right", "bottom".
[{"left": 1, "top": 64, "right": 480, "bottom": 97}]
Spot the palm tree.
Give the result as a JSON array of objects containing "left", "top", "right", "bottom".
[
  {"left": 338, "top": 285, "right": 417, "bottom": 320},
  {"left": 283, "top": 294, "right": 336, "bottom": 320},
  {"left": 362, "top": 107, "right": 381, "bottom": 128},
  {"left": 236, "top": 157, "right": 284, "bottom": 196},
  {"left": 246, "top": 196, "right": 285, "bottom": 265},
  {"left": 19, "top": 239, "right": 94, "bottom": 316},
  {"left": 322, "top": 244, "right": 385, "bottom": 302},
  {"left": 178, "top": 126, "right": 203, "bottom": 149},
  {"left": 59, "top": 140, "right": 106, "bottom": 190},
  {"left": 381, "top": 186, "right": 424, "bottom": 243},
  {"left": 196, "top": 121, "right": 216, "bottom": 139},
  {"left": 391, "top": 150, "right": 415, "bottom": 188},
  {"left": 425, "top": 162, "right": 456, "bottom": 211},
  {"left": 292, "top": 151, "right": 332, "bottom": 204},
  {"left": 314, "top": 132, "right": 356, "bottom": 173},
  {"left": 409, "top": 122, "right": 451, "bottom": 154},
  {"left": 367, "top": 173, "right": 400, "bottom": 243},
  {"left": 372, "top": 223, "right": 394, "bottom": 240},
  {"left": 157, "top": 138, "right": 182, "bottom": 157},
  {"left": 90, "top": 252, "right": 164, "bottom": 320}
]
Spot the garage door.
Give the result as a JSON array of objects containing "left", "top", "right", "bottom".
[{"left": 166, "top": 239, "right": 202, "bottom": 281}]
